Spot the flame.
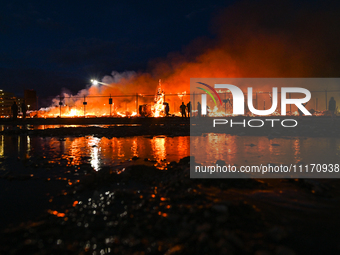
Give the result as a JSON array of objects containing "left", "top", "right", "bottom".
[
  {"left": 37, "top": 81, "right": 165, "bottom": 118},
  {"left": 65, "top": 108, "right": 82, "bottom": 117},
  {"left": 152, "top": 83, "right": 165, "bottom": 117}
]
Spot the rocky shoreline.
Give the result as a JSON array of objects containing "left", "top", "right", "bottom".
[
  {"left": 1, "top": 154, "right": 340, "bottom": 254},
  {"left": 1, "top": 116, "right": 339, "bottom": 138}
]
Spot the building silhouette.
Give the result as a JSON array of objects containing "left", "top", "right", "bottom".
[
  {"left": 24, "top": 89, "right": 38, "bottom": 111},
  {"left": 0, "top": 89, "right": 36, "bottom": 117},
  {"left": 0, "top": 90, "right": 16, "bottom": 117}
]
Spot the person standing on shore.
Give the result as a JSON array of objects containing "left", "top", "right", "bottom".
[
  {"left": 11, "top": 101, "right": 18, "bottom": 120},
  {"left": 186, "top": 101, "right": 191, "bottom": 117},
  {"left": 329, "top": 97, "right": 336, "bottom": 118},
  {"left": 164, "top": 102, "right": 170, "bottom": 116},
  {"left": 21, "top": 100, "right": 27, "bottom": 119},
  {"left": 197, "top": 102, "right": 201, "bottom": 117},
  {"left": 180, "top": 102, "right": 186, "bottom": 117}
]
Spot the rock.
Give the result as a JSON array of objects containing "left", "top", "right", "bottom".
[
  {"left": 275, "top": 246, "right": 296, "bottom": 255},
  {"left": 212, "top": 204, "right": 228, "bottom": 213},
  {"left": 268, "top": 226, "right": 287, "bottom": 242}
]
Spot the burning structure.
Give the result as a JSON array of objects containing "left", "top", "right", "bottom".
[
  {"left": 34, "top": 75, "right": 339, "bottom": 119},
  {"left": 35, "top": 79, "right": 185, "bottom": 118}
]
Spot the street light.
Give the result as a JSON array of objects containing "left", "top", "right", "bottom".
[
  {"left": 91, "top": 79, "right": 98, "bottom": 86},
  {"left": 91, "top": 79, "right": 112, "bottom": 87}
]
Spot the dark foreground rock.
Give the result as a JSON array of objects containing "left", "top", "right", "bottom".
[{"left": 1, "top": 156, "right": 340, "bottom": 255}]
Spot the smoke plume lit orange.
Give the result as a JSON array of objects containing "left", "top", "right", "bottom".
[{"left": 38, "top": 0, "right": 340, "bottom": 117}]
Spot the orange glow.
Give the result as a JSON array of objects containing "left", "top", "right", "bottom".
[
  {"left": 158, "top": 211, "right": 168, "bottom": 217},
  {"left": 30, "top": 0, "right": 336, "bottom": 120},
  {"left": 48, "top": 209, "right": 65, "bottom": 217},
  {"left": 39, "top": 136, "right": 190, "bottom": 171}
]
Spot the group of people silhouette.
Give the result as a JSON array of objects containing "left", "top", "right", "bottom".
[
  {"left": 11, "top": 100, "right": 27, "bottom": 120},
  {"left": 180, "top": 101, "right": 206, "bottom": 117},
  {"left": 180, "top": 101, "right": 191, "bottom": 117}
]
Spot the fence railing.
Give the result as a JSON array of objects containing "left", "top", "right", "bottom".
[{"left": 2, "top": 89, "right": 340, "bottom": 117}]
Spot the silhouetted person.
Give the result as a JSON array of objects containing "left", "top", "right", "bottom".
[
  {"left": 165, "top": 102, "right": 170, "bottom": 116},
  {"left": 329, "top": 97, "right": 336, "bottom": 117},
  {"left": 11, "top": 101, "right": 18, "bottom": 120},
  {"left": 180, "top": 102, "right": 186, "bottom": 117},
  {"left": 187, "top": 101, "right": 191, "bottom": 117},
  {"left": 197, "top": 102, "right": 201, "bottom": 117},
  {"left": 21, "top": 100, "right": 27, "bottom": 119}
]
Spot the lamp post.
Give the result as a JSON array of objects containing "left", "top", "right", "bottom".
[
  {"left": 91, "top": 79, "right": 112, "bottom": 87},
  {"left": 109, "top": 95, "right": 112, "bottom": 116}
]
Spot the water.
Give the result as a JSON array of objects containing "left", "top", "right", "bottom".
[
  {"left": 1, "top": 133, "right": 340, "bottom": 252},
  {"left": 191, "top": 134, "right": 340, "bottom": 166},
  {"left": 2, "top": 134, "right": 340, "bottom": 172},
  {"left": 0, "top": 135, "right": 190, "bottom": 171},
  {"left": 0, "top": 124, "right": 142, "bottom": 132}
]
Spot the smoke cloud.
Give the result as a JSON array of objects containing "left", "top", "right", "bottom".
[
  {"left": 41, "top": 0, "right": 340, "bottom": 116},
  {"left": 102, "top": 71, "right": 137, "bottom": 85}
]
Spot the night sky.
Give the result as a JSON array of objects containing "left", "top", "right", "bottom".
[
  {"left": 0, "top": 0, "right": 235, "bottom": 98},
  {"left": 1, "top": 0, "right": 339, "bottom": 102}
]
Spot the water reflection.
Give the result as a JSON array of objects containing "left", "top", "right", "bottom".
[
  {"left": 88, "top": 137, "right": 100, "bottom": 171},
  {"left": 3, "top": 134, "right": 340, "bottom": 171},
  {"left": 0, "top": 135, "right": 3, "bottom": 157},
  {"left": 152, "top": 137, "right": 166, "bottom": 161},
  {"left": 191, "top": 135, "right": 340, "bottom": 166},
  {"left": 1, "top": 135, "right": 190, "bottom": 170}
]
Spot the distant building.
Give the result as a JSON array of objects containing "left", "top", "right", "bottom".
[
  {"left": 24, "top": 89, "right": 38, "bottom": 111},
  {"left": 0, "top": 89, "right": 33, "bottom": 117},
  {"left": 0, "top": 90, "right": 16, "bottom": 117}
]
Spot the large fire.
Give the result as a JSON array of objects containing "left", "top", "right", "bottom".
[
  {"left": 35, "top": 79, "right": 181, "bottom": 118},
  {"left": 30, "top": 1, "right": 339, "bottom": 119},
  {"left": 32, "top": 76, "right": 334, "bottom": 118}
]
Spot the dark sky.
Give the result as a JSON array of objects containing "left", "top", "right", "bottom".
[
  {"left": 1, "top": 0, "right": 339, "bottom": 101},
  {"left": 0, "top": 0, "right": 236, "bottom": 98}
]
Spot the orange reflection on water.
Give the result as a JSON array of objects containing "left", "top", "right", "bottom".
[
  {"left": 131, "top": 138, "right": 138, "bottom": 157},
  {"left": 47, "top": 209, "right": 65, "bottom": 217},
  {"left": 33, "top": 136, "right": 191, "bottom": 170},
  {"left": 293, "top": 138, "right": 301, "bottom": 162},
  {"left": 151, "top": 137, "right": 166, "bottom": 161},
  {"left": 6, "top": 133, "right": 340, "bottom": 172},
  {"left": 192, "top": 135, "right": 340, "bottom": 166},
  {"left": 0, "top": 135, "right": 3, "bottom": 157},
  {"left": 177, "top": 136, "right": 190, "bottom": 157},
  {"left": 192, "top": 134, "right": 238, "bottom": 164},
  {"left": 66, "top": 137, "right": 87, "bottom": 165}
]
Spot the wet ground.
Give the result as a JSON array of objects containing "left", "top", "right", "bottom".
[{"left": 0, "top": 130, "right": 340, "bottom": 254}]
